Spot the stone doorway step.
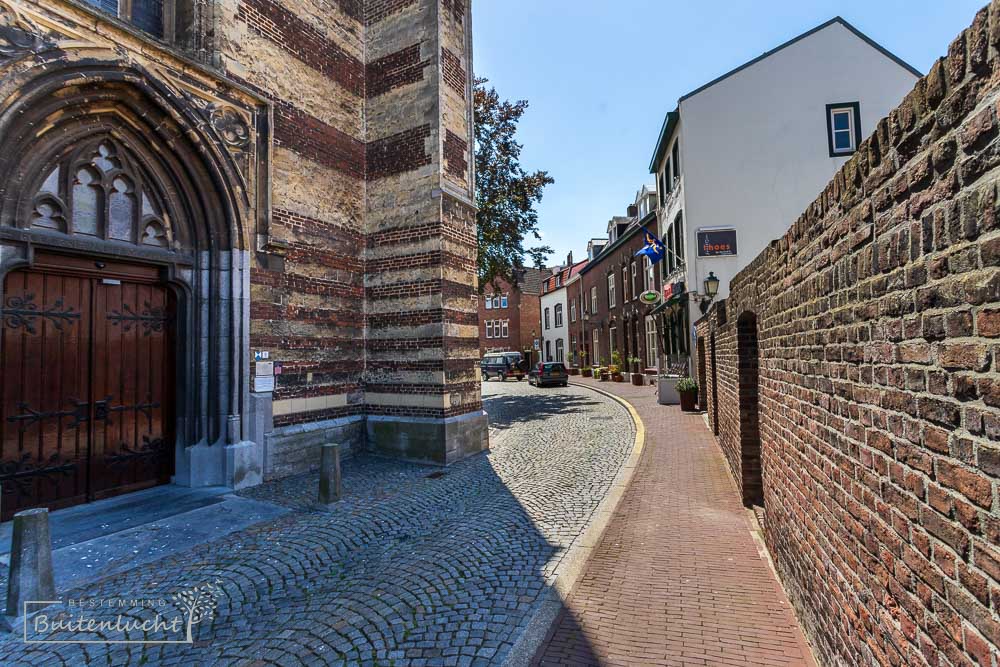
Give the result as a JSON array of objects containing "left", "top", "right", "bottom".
[{"left": 0, "top": 485, "right": 289, "bottom": 596}]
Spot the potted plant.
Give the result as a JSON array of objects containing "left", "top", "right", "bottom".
[
  {"left": 676, "top": 377, "right": 699, "bottom": 411},
  {"left": 581, "top": 366, "right": 593, "bottom": 378},
  {"left": 567, "top": 351, "right": 580, "bottom": 375},
  {"left": 598, "top": 367, "right": 609, "bottom": 381},
  {"left": 628, "top": 356, "right": 644, "bottom": 386},
  {"left": 610, "top": 352, "right": 625, "bottom": 382}
]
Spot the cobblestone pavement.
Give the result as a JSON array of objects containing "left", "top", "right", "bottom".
[
  {"left": 0, "top": 380, "right": 634, "bottom": 666},
  {"left": 534, "top": 377, "right": 815, "bottom": 667}
]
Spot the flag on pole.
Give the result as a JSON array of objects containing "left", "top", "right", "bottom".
[{"left": 635, "top": 227, "right": 666, "bottom": 264}]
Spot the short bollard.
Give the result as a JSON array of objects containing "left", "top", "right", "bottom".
[
  {"left": 318, "top": 443, "right": 342, "bottom": 506},
  {"left": 6, "top": 508, "right": 56, "bottom": 618}
]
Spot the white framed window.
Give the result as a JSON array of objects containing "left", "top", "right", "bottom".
[
  {"left": 502, "top": 320, "right": 509, "bottom": 338},
  {"left": 545, "top": 340, "right": 552, "bottom": 361},
  {"left": 556, "top": 339, "right": 564, "bottom": 363},
  {"left": 645, "top": 256, "right": 654, "bottom": 291},
  {"left": 554, "top": 304, "right": 563, "bottom": 328},
  {"left": 631, "top": 261, "right": 637, "bottom": 299},
  {"left": 592, "top": 328, "right": 600, "bottom": 362},
  {"left": 571, "top": 300, "right": 577, "bottom": 322},
  {"left": 609, "top": 327, "right": 617, "bottom": 355},
  {"left": 485, "top": 321, "right": 494, "bottom": 339},
  {"left": 484, "top": 296, "right": 492, "bottom": 310},
  {"left": 622, "top": 267, "right": 629, "bottom": 302},
  {"left": 501, "top": 294, "right": 509, "bottom": 308},
  {"left": 590, "top": 287, "right": 598, "bottom": 314},
  {"left": 556, "top": 276, "right": 562, "bottom": 288},
  {"left": 608, "top": 273, "right": 616, "bottom": 308},
  {"left": 544, "top": 308, "right": 551, "bottom": 330},
  {"left": 827, "top": 103, "right": 860, "bottom": 156}
]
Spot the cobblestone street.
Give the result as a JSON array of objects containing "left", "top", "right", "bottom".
[{"left": 0, "top": 380, "right": 634, "bottom": 666}]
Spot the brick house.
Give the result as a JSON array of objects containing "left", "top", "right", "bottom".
[
  {"left": 0, "top": 0, "right": 484, "bottom": 518},
  {"left": 479, "top": 267, "right": 548, "bottom": 366},
  {"left": 573, "top": 190, "right": 661, "bottom": 372}
]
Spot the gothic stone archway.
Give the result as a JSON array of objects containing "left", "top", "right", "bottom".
[{"left": 0, "top": 50, "right": 265, "bottom": 513}]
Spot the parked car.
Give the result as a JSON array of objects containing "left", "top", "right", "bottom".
[
  {"left": 481, "top": 352, "right": 526, "bottom": 381},
  {"left": 529, "top": 362, "right": 568, "bottom": 388}
]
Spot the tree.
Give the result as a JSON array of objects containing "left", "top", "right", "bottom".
[{"left": 474, "top": 77, "right": 553, "bottom": 290}]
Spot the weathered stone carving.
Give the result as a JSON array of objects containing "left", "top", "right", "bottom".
[
  {"left": 210, "top": 106, "right": 251, "bottom": 149},
  {"left": 0, "top": 0, "right": 50, "bottom": 62}
]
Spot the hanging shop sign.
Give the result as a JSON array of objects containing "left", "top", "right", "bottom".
[
  {"left": 639, "top": 290, "right": 661, "bottom": 305},
  {"left": 697, "top": 228, "right": 737, "bottom": 257},
  {"left": 662, "top": 281, "right": 686, "bottom": 301}
]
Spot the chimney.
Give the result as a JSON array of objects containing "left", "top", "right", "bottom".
[
  {"left": 566, "top": 251, "right": 573, "bottom": 266},
  {"left": 627, "top": 204, "right": 638, "bottom": 218}
]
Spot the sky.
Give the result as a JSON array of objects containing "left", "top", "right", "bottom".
[{"left": 472, "top": 0, "right": 986, "bottom": 267}]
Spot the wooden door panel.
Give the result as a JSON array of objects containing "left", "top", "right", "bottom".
[
  {"left": 91, "top": 279, "right": 174, "bottom": 499},
  {"left": 1, "top": 270, "right": 91, "bottom": 519},
  {"left": 1, "top": 263, "right": 174, "bottom": 519}
]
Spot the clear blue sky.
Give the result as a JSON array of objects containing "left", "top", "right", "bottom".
[{"left": 473, "top": 1, "right": 986, "bottom": 266}]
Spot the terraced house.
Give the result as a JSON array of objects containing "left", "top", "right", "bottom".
[{"left": 0, "top": 0, "right": 483, "bottom": 518}]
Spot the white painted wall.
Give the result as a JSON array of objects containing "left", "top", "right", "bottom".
[
  {"left": 540, "top": 285, "right": 569, "bottom": 363},
  {"left": 676, "top": 20, "right": 919, "bottom": 307}
]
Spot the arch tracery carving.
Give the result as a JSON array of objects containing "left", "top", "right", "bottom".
[{"left": 29, "top": 139, "right": 174, "bottom": 249}]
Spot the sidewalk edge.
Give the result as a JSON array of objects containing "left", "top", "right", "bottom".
[{"left": 502, "top": 380, "right": 646, "bottom": 667}]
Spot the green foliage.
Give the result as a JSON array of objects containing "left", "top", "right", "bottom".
[
  {"left": 610, "top": 350, "right": 622, "bottom": 367},
  {"left": 676, "top": 377, "right": 698, "bottom": 393},
  {"left": 474, "top": 77, "right": 554, "bottom": 290}
]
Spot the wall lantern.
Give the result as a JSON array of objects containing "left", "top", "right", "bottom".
[{"left": 704, "top": 272, "right": 720, "bottom": 299}]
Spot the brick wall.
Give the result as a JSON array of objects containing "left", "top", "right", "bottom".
[{"left": 696, "top": 5, "right": 1000, "bottom": 664}]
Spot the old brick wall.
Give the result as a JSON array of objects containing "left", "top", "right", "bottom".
[
  {"left": 221, "top": 0, "right": 366, "bottom": 433},
  {"left": 697, "top": 4, "right": 1000, "bottom": 664}
]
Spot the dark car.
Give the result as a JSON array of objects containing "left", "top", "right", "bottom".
[
  {"left": 529, "top": 362, "right": 568, "bottom": 388},
  {"left": 481, "top": 352, "right": 526, "bottom": 381}
]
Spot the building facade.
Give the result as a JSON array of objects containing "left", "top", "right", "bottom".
[
  {"left": 478, "top": 267, "right": 547, "bottom": 364},
  {"left": 0, "top": 0, "right": 484, "bottom": 519},
  {"left": 573, "top": 194, "right": 660, "bottom": 373},
  {"left": 539, "top": 256, "right": 585, "bottom": 365},
  {"left": 695, "top": 6, "right": 1000, "bottom": 663},
  {"left": 649, "top": 17, "right": 920, "bottom": 369}
]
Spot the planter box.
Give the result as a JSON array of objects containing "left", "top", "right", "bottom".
[
  {"left": 581, "top": 369, "right": 593, "bottom": 378},
  {"left": 630, "top": 373, "right": 644, "bottom": 386},
  {"left": 680, "top": 390, "right": 698, "bottom": 412},
  {"left": 612, "top": 374, "right": 624, "bottom": 382},
  {"left": 598, "top": 372, "right": 609, "bottom": 382},
  {"left": 657, "top": 376, "right": 682, "bottom": 405}
]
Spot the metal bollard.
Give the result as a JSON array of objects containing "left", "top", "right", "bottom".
[
  {"left": 6, "top": 508, "right": 56, "bottom": 618},
  {"left": 318, "top": 443, "right": 343, "bottom": 506}
]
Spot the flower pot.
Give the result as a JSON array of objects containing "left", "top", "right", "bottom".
[
  {"left": 581, "top": 368, "right": 592, "bottom": 378},
  {"left": 679, "top": 390, "right": 698, "bottom": 412},
  {"left": 598, "top": 371, "right": 609, "bottom": 382},
  {"left": 630, "top": 373, "right": 644, "bottom": 386},
  {"left": 612, "top": 373, "right": 624, "bottom": 382}
]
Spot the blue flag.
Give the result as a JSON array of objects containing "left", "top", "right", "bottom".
[{"left": 635, "top": 227, "right": 666, "bottom": 264}]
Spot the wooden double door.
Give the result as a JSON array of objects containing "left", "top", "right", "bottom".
[{"left": 0, "top": 255, "right": 175, "bottom": 520}]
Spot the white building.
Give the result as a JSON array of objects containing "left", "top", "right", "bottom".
[
  {"left": 649, "top": 16, "right": 920, "bottom": 364},
  {"left": 540, "top": 255, "right": 587, "bottom": 365}
]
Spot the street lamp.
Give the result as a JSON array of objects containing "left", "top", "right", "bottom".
[{"left": 704, "top": 272, "right": 720, "bottom": 299}]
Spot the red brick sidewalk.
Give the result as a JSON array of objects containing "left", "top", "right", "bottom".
[{"left": 534, "top": 377, "right": 815, "bottom": 667}]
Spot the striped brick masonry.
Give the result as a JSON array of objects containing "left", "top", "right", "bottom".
[{"left": 696, "top": 4, "right": 1000, "bottom": 664}]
